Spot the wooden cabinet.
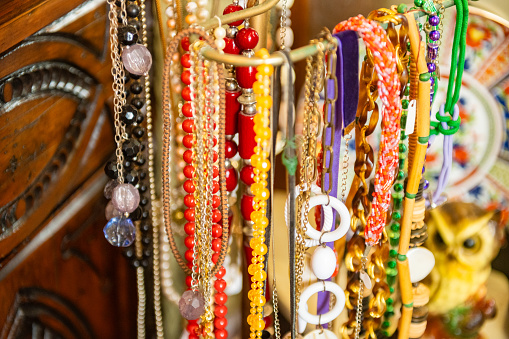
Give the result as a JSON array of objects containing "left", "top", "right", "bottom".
[{"left": 0, "top": 0, "right": 136, "bottom": 337}]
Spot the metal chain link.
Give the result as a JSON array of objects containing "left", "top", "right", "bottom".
[{"left": 279, "top": 0, "right": 288, "bottom": 50}]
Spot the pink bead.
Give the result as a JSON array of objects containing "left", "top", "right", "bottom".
[
  {"left": 122, "top": 44, "right": 152, "bottom": 76},
  {"left": 111, "top": 183, "right": 140, "bottom": 213},
  {"left": 179, "top": 290, "right": 205, "bottom": 320},
  {"left": 105, "top": 200, "right": 122, "bottom": 220}
]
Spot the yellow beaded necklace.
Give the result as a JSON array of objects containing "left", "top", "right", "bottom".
[{"left": 247, "top": 48, "right": 273, "bottom": 339}]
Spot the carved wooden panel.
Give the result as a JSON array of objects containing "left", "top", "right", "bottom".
[{"left": 0, "top": 0, "right": 136, "bottom": 337}]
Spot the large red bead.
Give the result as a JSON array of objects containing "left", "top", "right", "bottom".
[
  {"left": 225, "top": 139, "right": 238, "bottom": 158},
  {"left": 212, "top": 195, "right": 221, "bottom": 208},
  {"left": 238, "top": 112, "right": 257, "bottom": 159},
  {"left": 214, "top": 316, "right": 228, "bottom": 330},
  {"left": 224, "top": 37, "right": 241, "bottom": 55},
  {"left": 236, "top": 27, "right": 259, "bottom": 50},
  {"left": 185, "top": 275, "right": 193, "bottom": 287},
  {"left": 240, "top": 165, "right": 255, "bottom": 185},
  {"left": 182, "top": 102, "right": 193, "bottom": 117},
  {"left": 215, "top": 329, "right": 228, "bottom": 339},
  {"left": 223, "top": 4, "right": 244, "bottom": 26},
  {"left": 181, "top": 86, "right": 193, "bottom": 101},
  {"left": 183, "top": 150, "right": 193, "bottom": 163},
  {"left": 184, "top": 222, "right": 195, "bottom": 235},
  {"left": 213, "top": 151, "right": 218, "bottom": 163},
  {"left": 182, "top": 119, "right": 194, "bottom": 133},
  {"left": 181, "top": 69, "right": 191, "bottom": 85},
  {"left": 184, "top": 235, "right": 195, "bottom": 248},
  {"left": 181, "top": 53, "right": 191, "bottom": 67},
  {"left": 212, "top": 223, "right": 223, "bottom": 238},
  {"left": 213, "top": 166, "right": 219, "bottom": 178},
  {"left": 214, "top": 292, "right": 228, "bottom": 305},
  {"left": 241, "top": 194, "right": 254, "bottom": 220},
  {"left": 212, "top": 252, "right": 219, "bottom": 263},
  {"left": 212, "top": 181, "right": 219, "bottom": 194},
  {"left": 212, "top": 209, "right": 222, "bottom": 223},
  {"left": 215, "top": 265, "right": 226, "bottom": 278},
  {"left": 184, "top": 208, "right": 195, "bottom": 221},
  {"left": 183, "top": 179, "right": 195, "bottom": 193},
  {"left": 225, "top": 90, "right": 241, "bottom": 135},
  {"left": 184, "top": 194, "right": 195, "bottom": 208},
  {"left": 225, "top": 166, "right": 238, "bottom": 192},
  {"left": 211, "top": 238, "right": 222, "bottom": 252},
  {"left": 183, "top": 165, "right": 195, "bottom": 178},
  {"left": 214, "top": 279, "right": 227, "bottom": 292},
  {"left": 185, "top": 249, "right": 194, "bottom": 262},
  {"left": 187, "top": 322, "right": 199, "bottom": 335},
  {"left": 184, "top": 194, "right": 195, "bottom": 207},
  {"left": 236, "top": 66, "right": 257, "bottom": 89},
  {"left": 181, "top": 37, "right": 190, "bottom": 51},
  {"left": 183, "top": 134, "right": 195, "bottom": 148},
  {"left": 214, "top": 305, "right": 228, "bottom": 318}
]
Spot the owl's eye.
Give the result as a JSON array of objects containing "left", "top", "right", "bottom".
[
  {"left": 434, "top": 232, "right": 446, "bottom": 248},
  {"left": 463, "top": 238, "right": 476, "bottom": 249}
]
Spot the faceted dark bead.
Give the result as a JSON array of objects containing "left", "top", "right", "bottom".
[
  {"left": 140, "top": 196, "right": 149, "bottom": 206},
  {"left": 130, "top": 81, "right": 143, "bottom": 94},
  {"left": 124, "top": 159, "right": 133, "bottom": 170},
  {"left": 122, "top": 139, "right": 141, "bottom": 158},
  {"left": 131, "top": 97, "right": 144, "bottom": 109},
  {"left": 105, "top": 161, "right": 119, "bottom": 179},
  {"left": 143, "top": 248, "right": 152, "bottom": 257},
  {"left": 128, "top": 19, "right": 142, "bottom": 33},
  {"left": 140, "top": 223, "right": 150, "bottom": 232},
  {"left": 123, "top": 73, "right": 130, "bottom": 83},
  {"left": 118, "top": 25, "right": 138, "bottom": 46},
  {"left": 261, "top": 331, "right": 271, "bottom": 339},
  {"left": 129, "top": 72, "right": 142, "bottom": 80},
  {"left": 130, "top": 206, "right": 142, "bottom": 220},
  {"left": 141, "top": 210, "right": 149, "bottom": 219},
  {"left": 142, "top": 236, "right": 151, "bottom": 246},
  {"left": 139, "top": 184, "right": 148, "bottom": 193},
  {"left": 124, "top": 89, "right": 130, "bottom": 98},
  {"left": 136, "top": 113, "right": 145, "bottom": 124},
  {"left": 127, "top": 4, "right": 140, "bottom": 17},
  {"left": 124, "top": 247, "right": 135, "bottom": 258},
  {"left": 121, "top": 105, "right": 138, "bottom": 125},
  {"left": 133, "top": 259, "right": 141, "bottom": 268},
  {"left": 141, "top": 259, "right": 149, "bottom": 267},
  {"left": 132, "top": 126, "right": 145, "bottom": 138},
  {"left": 139, "top": 171, "right": 147, "bottom": 180},
  {"left": 135, "top": 156, "right": 145, "bottom": 166},
  {"left": 124, "top": 169, "right": 139, "bottom": 185}
]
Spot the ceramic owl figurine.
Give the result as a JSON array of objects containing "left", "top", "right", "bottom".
[{"left": 423, "top": 201, "right": 503, "bottom": 339}]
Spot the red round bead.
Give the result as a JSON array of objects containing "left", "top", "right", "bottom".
[
  {"left": 213, "top": 166, "right": 219, "bottom": 178},
  {"left": 181, "top": 53, "right": 191, "bottom": 67},
  {"left": 212, "top": 195, "right": 221, "bottom": 208},
  {"left": 213, "top": 151, "right": 218, "bottom": 163},
  {"left": 223, "top": 4, "right": 244, "bottom": 26},
  {"left": 184, "top": 194, "right": 195, "bottom": 208},
  {"left": 240, "top": 165, "right": 255, "bottom": 185},
  {"left": 241, "top": 194, "right": 254, "bottom": 220},
  {"left": 181, "top": 37, "right": 190, "bottom": 51},
  {"left": 211, "top": 238, "right": 222, "bottom": 252},
  {"left": 181, "top": 86, "right": 193, "bottom": 101},
  {"left": 236, "top": 27, "right": 259, "bottom": 50},
  {"left": 182, "top": 119, "right": 194, "bottom": 133},
  {"left": 236, "top": 66, "right": 257, "bottom": 89},
  {"left": 184, "top": 165, "right": 195, "bottom": 178},
  {"left": 188, "top": 335, "right": 198, "bottom": 339},
  {"left": 182, "top": 102, "right": 193, "bottom": 117},
  {"left": 184, "top": 222, "right": 195, "bottom": 235},
  {"left": 181, "top": 69, "right": 191, "bottom": 85},
  {"left": 215, "top": 265, "right": 226, "bottom": 278},
  {"left": 183, "top": 150, "right": 193, "bottom": 163},
  {"left": 264, "top": 315, "right": 272, "bottom": 328},
  {"left": 214, "top": 278, "right": 227, "bottom": 292},
  {"left": 187, "top": 262, "right": 193, "bottom": 270},
  {"left": 212, "top": 181, "right": 220, "bottom": 194},
  {"left": 184, "top": 208, "right": 195, "bottom": 221},
  {"left": 215, "top": 329, "right": 228, "bottom": 339},
  {"left": 185, "top": 275, "right": 193, "bottom": 287},
  {"left": 183, "top": 134, "right": 195, "bottom": 148},
  {"left": 225, "top": 166, "right": 238, "bottom": 192},
  {"left": 184, "top": 235, "right": 195, "bottom": 248},
  {"left": 212, "top": 223, "right": 222, "bottom": 238},
  {"left": 184, "top": 249, "right": 194, "bottom": 262},
  {"left": 214, "top": 292, "right": 228, "bottom": 305},
  {"left": 224, "top": 37, "right": 241, "bottom": 54},
  {"left": 214, "top": 317, "right": 228, "bottom": 330},
  {"left": 212, "top": 209, "right": 222, "bottom": 223},
  {"left": 187, "top": 322, "right": 199, "bottom": 335},
  {"left": 225, "top": 140, "right": 238, "bottom": 158},
  {"left": 212, "top": 252, "right": 219, "bottom": 264},
  {"left": 214, "top": 305, "right": 228, "bottom": 318},
  {"left": 183, "top": 180, "right": 196, "bottom": 193}
]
